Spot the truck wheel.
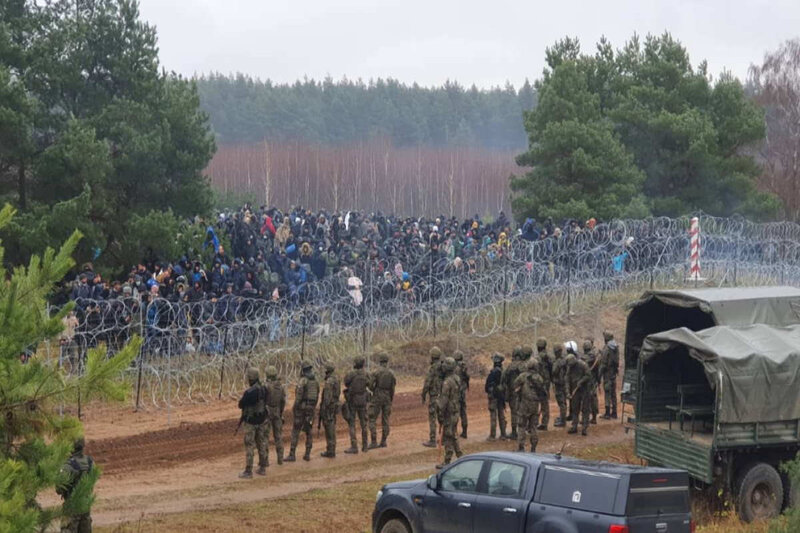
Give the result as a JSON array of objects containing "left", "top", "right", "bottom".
[
  {"left": 380, "top": 518, "right": 410, "bottom": 533},
  {"left": 781, "top": 471, "right": 800, "bottom": 511},
  {"left": 735, "top": 462, "right": 783, "bottom": 522}
]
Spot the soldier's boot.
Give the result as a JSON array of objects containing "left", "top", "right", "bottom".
[
  {"left": 284, "top": 450, "right": 296, "bottom": 462},
  {"left": 239, "top": 468, "right": 253, "bottom": 479},
  {"left": 611, "top": 407, "right": 618, "bottom": 419},
  {"left": 590, "top": 414, "right": 597, "bottom": 425},
  {"left": 422, "top": 439, "right": 437, "bottom": 448},
  {"left": 276, "top": 449, "right": 284, "bottom": 465},
  {"left": 517, "top": 444, "right": 525, "bottom": 452},
  {"left": 553, "top": 417, "right": 565, "bottom": 428},
  {"left": 256, "top": 465, "right": 267, "bottom": 476},
  {"left": 436, "top": 453, "right": 453, "bottom": 470},
  {"left": 303, "top": 447, "right": 311, "bottom": 462},
  {"left": 567, "top": 427, "right": 578, "bottom": 434},
  {"left": 581, "top": 428, "right": 588, "bottom": 436},
  {"left": 320, "top": 451, "right": 335, "bottom": 458},
  {"left": 460, "top": 425, "right": 467, "bottom": 439},
  {"left": 601, "top": 406, "right": 612, "bottom": 420},
  {"left": 380, "top": 431, "right": 388, "bottom": 448},
  {"left": 530, "top": 444, "right": 537, "bottom": 453},
  {"left": 537, "top": 424, "right": 547, "bottom": 431},
  {"left": 344, "top": 441, "right": 359, "bottom": 454}
]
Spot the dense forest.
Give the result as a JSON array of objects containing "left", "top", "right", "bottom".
[{"left": 196, "top": 74, "right": 536, "bottom": 149}]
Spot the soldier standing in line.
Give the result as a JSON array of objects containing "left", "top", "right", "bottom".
[
  {"left": 453, "top": 350, "right": 470, "bottom": 438},
  {"left": 344, "top": 355, "right": 369, "bottom": 454},
  {"left": 566, "top": 342, "right": 592, "bottom": 436},
  {"left": 501, "top": 347, "right": 523, "bottom": 440},
  {"left": 581, "top": 339, "right": 600, "bottom": 424},
  {"left": 238, "top": 367, "right": 268, "bottom": 478},
  {"left": 368, "top": 351, "right": 396, "bottom": 449},
  {"left": 600, "top": 331, "right": 620, "bottom": 419},
  {"left": 57, "top": 438, "right": 95, "bottom": 533},
  {"left": 436, "top": 357, "right": 463, "bottom": 469},
  {"left": 485, "top": 353, "right": 508, "bottom": 441},
  {"left": 535, "top": 338, "right": 552, "bottom": 430},
  {"left": 285, "top": 360, "right": 319, "bottom": 462},
  {"left": 264, "top": 365, "right": 286, "bottom": 465},
  {"left": 421, "top": 346, "right": 443, "bottom": 447},
  {"left": 550, "top": 344, "right": 568, "bottom": 427},
  {"left": 514, "top": 358, "right": 546, "bottom": 452},
  {"left": 320, "top": 361, "right": 340, "bottom": 458}
]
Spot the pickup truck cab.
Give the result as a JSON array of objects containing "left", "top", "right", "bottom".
[{"left": 372, "top": 451, "right": 693, "bottom": 533}]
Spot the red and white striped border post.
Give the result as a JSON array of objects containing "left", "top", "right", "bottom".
[{"left": 689, "top": 217, "right": 701, "bottom": 281}]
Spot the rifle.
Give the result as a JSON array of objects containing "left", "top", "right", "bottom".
[
  {"left": 234, "top": 415, "right": 244, "bottom": 435},
  {"left": 317, "top": 408, "right": 323, "bottom": 437}
]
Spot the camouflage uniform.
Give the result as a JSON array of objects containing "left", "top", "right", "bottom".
[
  {"left": 600, "top": 331, "right": 619, "bottom": 419},
  {"left": 566, "top": 353, "right": 592, "bottom": 436},
  {"left": 454, "top": 350, "right": 470, "bottom": 438},
  {"left": 535, "top": 338, "right": 552, "bottom": 430},
  {"left": 368, "top": 352, "right": 396, "bottom": 448},
  {"left": 421, "top": 347, "right": 443, "bottom": 447},
  {"left": 264, "top": 365, "right": 286, "bottom": 465},
  {"left": 57, "top": 439, "right": 94, "bottom": 533},
  {"left": 320, "top": 362, "right": 340, "bottom": 458},
  {"left": 484, "top": 353, "right": 507, "bottom": 440},
  {"left": 436, "top": 357, "right": 463, "bottom": 468},
  {"left": 238, "top": 367, "right": 268, "bottom": 477},
  {"left": 550, "top": 344, "right": 568, "bottom": 427},
  {"left": 501, "top": 347, "right": 523, "bottom": 439},
  {"left": 286, "top": 361, "right": 319, "bottom": 462},
  {"left": 513, "top": 359, "right": 546, "bottom": 452},
  {"left": 581, "top": 340, "right": 600, "bottom": 424},
  {"left": 344, "top": 356, "right": 369, "bottom": 453}
]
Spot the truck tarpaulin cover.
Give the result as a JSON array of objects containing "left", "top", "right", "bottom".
[{"left": 640, "top": 324, "right": 800, "bottom": 424}]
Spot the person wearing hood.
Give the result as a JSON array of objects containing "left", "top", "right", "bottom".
[{"left": 275, "top": 216, "right": 292, "bottom": 251}]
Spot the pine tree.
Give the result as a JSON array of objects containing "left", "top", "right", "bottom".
[{"left": 0, "top": 204, "right": 140, "bottom": 533}]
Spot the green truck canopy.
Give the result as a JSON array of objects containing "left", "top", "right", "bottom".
[{"left": 640, "top": 324, "right": 800, "bottom": 424}]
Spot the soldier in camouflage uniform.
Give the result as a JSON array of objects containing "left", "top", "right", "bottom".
[
  {"left": 453, "top": 350, "right": 470, "bottom": 438},
  {"left": 436, "top": 357, "right": 463, "bottom": 469},
  {"left": 238, "top": 367, "right": 268, "bottom": 478},
  {"left": 320, "top": 361, "right": 340, "bottom": 458},
  {"left": 550, "top": 344, "right": 568, "bottom": 427},
  {"left": 57, "top": 438, "right": 94, "bottom": 533},
  {"left": 285, "top": 361, "right": 319, "bottom": 462},
  {"left": 535, "top": 338, "right": 552, "bottom": 430},
  {"left": 514, "top": 358, "right": 546, "bottom": 452},
  {"left": 485, "top": 353, "right": 508, "bottom": 441},
  {"left": 581, "top": 339, "right": 600, "bottom": 424},
  {"left": 368, "top": 351, "right": 396, "bottom": 449},
  {"left": 501, "top": 347, "right": 523, "bottom": 439},
  {"left": 264, "top": 365, "right": 286, "bottom": 465},
  {"left": 421, "top": 347, "right": 443, "bottom": 447},
  {"left": 344, "top": 355, "right": 370, "bottom": 454},
  {"left": 565, "top": 343, "right": 592, "bottom": 436},
  {"left": 599, "top": 331, "right": 619, "bottom": 419}
]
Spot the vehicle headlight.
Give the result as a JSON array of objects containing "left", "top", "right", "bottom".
[{"left": 376, "top": 490, "right": 384, "bottom": 502}]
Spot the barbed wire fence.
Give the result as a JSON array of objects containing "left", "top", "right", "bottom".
[{"left": 41, "top": 214, "right": 800, "bottom": 413}]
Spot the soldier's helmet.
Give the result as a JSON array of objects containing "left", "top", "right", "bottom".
[
  {"left": 246, "top": 367, "right": 260, "bottom": 383},
  {"left": 354, "top": 355, "right": 366, "bottom": 368},
  {"left": 442, "top": 356, "right": 456, "bottom": 372},
  {"left": 74, "top": 437, "right": 85, "bottom": 452},
  {"left": 512, "top": 346, "right": 522, "bottom": 359},
  {"left": 430, "top": 346, "right": 442, "bottom": 360},
  {"left": 565, "top": 341, "right": 578, "bottom": 354},
  {"left": 521, "top": 346, "right": 533, "bottom": 360},
  {"left": 565, "top": 353, "right": 577, "bottom": 366},
  {"left": 582, "top": 339, "right": 593, "bottom": 352},
  {"left": 378, "top": 352, "right": 390, "bottom": 363},
  {"left": 324, "top": 361, "right": 336, "bottom": 373},
  {"left": 553, "top": 343, "right": 564, "bottom": 356},
  {"left": 453, "top": 350, "right": 464, "bottom": 361},
  {"left": 301, "top": 360, "right": 313, "bottom": 371},
  {"left": 265, "top": 365, "right": 278, "bottom": 378},
  {"left": 536, "top": 337, "right": 547, "bottom": 349},
  {"left": 603, "top": 330, "right": 614, "bottom": 342},
  {"left": 492, "top": 353, "right": 504, "bottom": 364},
  {"left": 526, "top": 358, "right": 539, "bottom": 372}
]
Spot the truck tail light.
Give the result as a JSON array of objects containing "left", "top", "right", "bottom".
[
  {"left": 690, "top": 519, "right": 696, "bottom": 533},
  {"left": 609, "top": 526, "right": 629, "bottom": 533}
]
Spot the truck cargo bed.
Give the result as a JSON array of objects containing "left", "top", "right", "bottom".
[{"left": 636, "top": 423, "right": 713, "bottom": 483}]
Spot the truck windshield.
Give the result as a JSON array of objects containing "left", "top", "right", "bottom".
[{"left": 627, "top": 487, "right": 689, "bottom": 516}]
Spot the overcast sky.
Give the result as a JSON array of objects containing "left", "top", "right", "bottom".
[{"left": 137, "top": 0, "right": 800, "bottom": 89}]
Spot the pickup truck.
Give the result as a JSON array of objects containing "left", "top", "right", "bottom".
[{"left": 372, "top": 451, "right": 693, "bottom": 533}]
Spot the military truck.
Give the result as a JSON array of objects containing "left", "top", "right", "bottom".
[
  {"left": 634, "top": 324, "right": 800, "bottom": 522},
  {"left": 622, "top": 286, "right": 800, "bottom": 411}
]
